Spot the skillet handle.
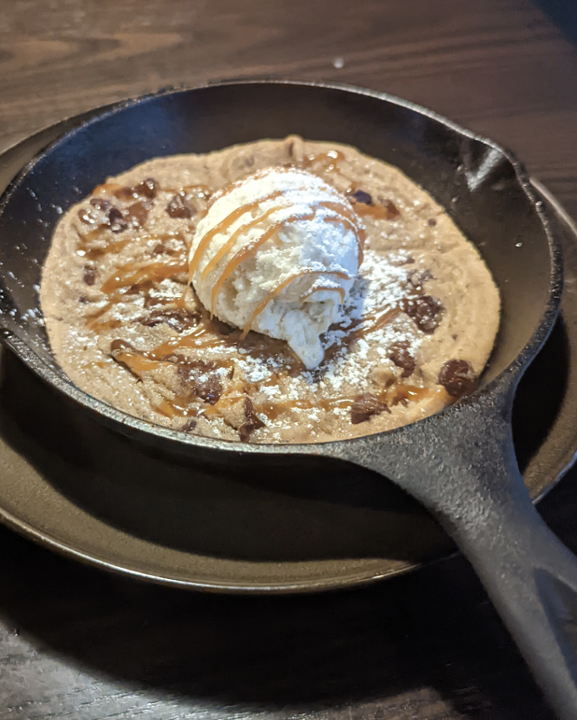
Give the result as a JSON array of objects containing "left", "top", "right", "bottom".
[
  {"left": 343, "top": 391, "right": 577, "bottom": 720},
  {"left": 459, "top": 474, "right": 577, "bottom": 720}
]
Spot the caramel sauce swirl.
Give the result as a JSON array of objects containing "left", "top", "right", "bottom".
[
  {"left": 199, "top": 204, "right": 283, "bottom": 286},
  {"left": 353, "top": 201, "right": 399, "bottom": 221},
  {"left": 202, "top": 382, "right": 442, "bottom": 423},
  {"left": 76, "top": 230, "right": 132, "bottom": 260},
  {"left": 210, "top": 209, "right": 316, "bottom": 315},
  {"left": 188, "top": 190, "right": 283, "bottom": 277},
  {"left": 155, "top": 396, "right": 198, "bottom": 418},
  {"left": 101, "top": 261, "right": 188, "bottom": 294},
  {"left": 204, "top": 202, "right": 364, "bottom": 316},
  {"left": 190, "top": 168, "right": 365, "bottom": 320}
]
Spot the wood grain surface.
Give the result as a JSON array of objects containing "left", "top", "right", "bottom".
[{"left": 1, "top": 0, "right": 577, "bottom": 718}]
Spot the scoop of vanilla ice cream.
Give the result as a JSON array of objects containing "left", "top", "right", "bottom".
[{"left": 188, "top": 167, "right": 364, "bottom": 369}]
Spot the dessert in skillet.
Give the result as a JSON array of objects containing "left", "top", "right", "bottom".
[{"left": 40, "top": 136, "right": 500, "bottom": 443}]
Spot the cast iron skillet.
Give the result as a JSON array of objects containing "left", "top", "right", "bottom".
[{"left": 0, "top": 81, "right": 576, "bottom": 718}]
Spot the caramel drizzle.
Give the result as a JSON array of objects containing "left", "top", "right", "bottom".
[
  {"left": 86, "top": 306, "right": 117, "bottom": 331},
  {"left": 76, "top": 229, "right": 132, "bottom": 260},
  {"left": 108, "top": 300, "right": 398, "bottom": 369},
  {"left": 101, "top": 261, "right": 188, "bottom": 294},
  {"left": 199, "top": 204, "right": 283, "bottom": 286},
  {"left": 301, "top": 150, "right": 346, "bottom": 173},
  {"left": 85, "top": 261, "right": 188, "bottom": 332},
  {"left": 355, "top": 306, "right": 401, "bottom": 337},
  {"left": 353, "top": 202, "right": 398, "bottom": 221},
  {"left": 155, "top": 397, "right": 197, "bottom": 418},
  {"left": 188, "top": 190, "right": 283, "bottom": 279},
  {"left": 191, "top": 170, "right": 364, "bottom": 314},
  {"left": 208, "top": 202, "right": 364, "bottom": 316},
  {"left": 210, "top": 209, "right": 314, "bottom": 315},
  {"left": 240, "top": 269, "right": 350, "bottom": 340},
  {"left": 92, "top": 181, "right": 124, "bottom": 196},
  {"left": 317, "top": 199, "right": 359, "bottom": 224},
  {"left": 202, "top": 383, "right": 443, "bottom": 422},
  {"left": 113, "top": 349, "right": 164, "bottom": 374},
  {"left": 147, "top": 326, "right": 228, "bottom": 357},
  {"left": 79, "top": 155, "right": 420, "bottom": 426},
  {"left": 299, "top": 151, "right": 399, "bottom": 226},
  {"left": 88, "top": 255, "right": 419, "bottom": 421}
]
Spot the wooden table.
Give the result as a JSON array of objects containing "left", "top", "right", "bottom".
[{"left": 1, "top": 0, "right": 577, "bottom": 717}]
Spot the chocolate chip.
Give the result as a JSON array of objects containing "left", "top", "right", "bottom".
[
  {"left": 379, "top": 198, "right": 400, "bottom": 219},
  {"left": 90, "top": 197, "right": 111, "bottom": 212},
  {"left": 109, "top": 339, "right": 140, "bottom": 378},
  {"left": 428, "top": 218, "right": 437, "bottom": 227},
  {"left": 139, "top": 308, "right": 200, "bottom": 333},
  {"left": 239, "top": 397, "right": 265, "bottom": 441},
  {"left": 113, "top": 186, "right": 137, "bottom": 201},
  {"left": 350, "top": 189, "right": 373, "bottom": 205},
  {"left": 114, "top": 178, "right": 159, "bottom": 202},
  {"left": 196, "top": 376, "right": 222, "bottom": 405},
  {"left": 387, "top": 341, "right": 415, "bottom": 378},
  {"left": 107, "top": 206, "right": 123, "bottom": 222},
  {"left": 166, "top": 194, "right": 195, "bottom": 219},
  {"left": 80, "top": 198, "right": 115, "bottom": 225},
  {"left": 106, "top": 206, "right": 128, "bottom": 233},
  {"left": 78, "top": 208, "right": 96, "bottom": 224},
  {"left": 181, "top": 418, "right": 198, "bottom": 433},
  {"left": 400, "top": 295, "right": 443, "bottom": 333},
  {"left": 151, "top": 243, "right": 166, "bottom": 256},
  {"left": 350, "top": 393, "right": 390, "bottom": 424},
  {"left": 438, "top": 359, "right": 475, "bottom": 398},
  {"left": 125, "top": 200, "right": 150, "bottom": 228},
  {"left": 82, "top": 265, "right": 97, "bottom": 286},
  {"left": 177, "top": 360, "right": 222, "bottom": 405},
  {"left": 134, "top": 178, "right": 158, "bottom": 199},
  {"left": 110, "top": 339, "right": 136, "bottom": 355}
]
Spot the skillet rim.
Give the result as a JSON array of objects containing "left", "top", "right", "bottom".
[{"left": 0, "top": 78, "right": 563, "bottom": 459}]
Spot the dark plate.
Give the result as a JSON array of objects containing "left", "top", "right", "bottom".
[{"left": 0, "top": 98, "right": 574, "bottom": 591}]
